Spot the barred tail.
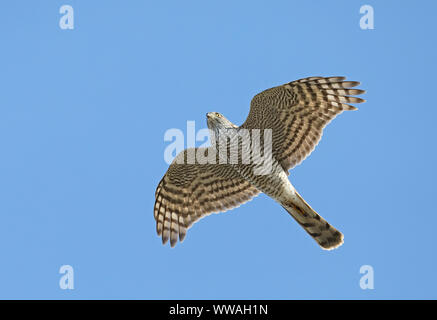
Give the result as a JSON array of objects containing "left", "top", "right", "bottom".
[{"left": 282, "top": 192, "right": 344, "bottom": 250}]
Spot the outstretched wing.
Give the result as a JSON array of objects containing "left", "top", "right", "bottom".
[
  {"left": 154, "top": 148, "right": 260, "bottom": 247},
  {"left": 241, "top": 76, "right": 365, "bottom": 171}
]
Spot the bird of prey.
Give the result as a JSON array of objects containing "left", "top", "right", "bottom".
[{"left": 154, "top": 76, "right": 365, "bottom": 250}]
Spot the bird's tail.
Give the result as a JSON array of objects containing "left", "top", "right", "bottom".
[{"left": 281, "top": 191, "right": 344, "bottom": 250}]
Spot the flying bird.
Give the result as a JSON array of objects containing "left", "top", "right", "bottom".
[{"left": 154, "top": 76, "right": 365, "bottom": 249}]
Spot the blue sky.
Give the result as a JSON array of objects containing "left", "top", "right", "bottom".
[{"left": 0, "top": 1, "right": 436, "bottom": 299}]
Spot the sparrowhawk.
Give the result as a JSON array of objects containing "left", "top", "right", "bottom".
[{"left": 154, "top": 76, "right": 365, "bottom": 250}]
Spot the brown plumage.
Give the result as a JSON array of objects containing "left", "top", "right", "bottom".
[{"left": 154, "top": 76, "right": 365, "bottom": 249}]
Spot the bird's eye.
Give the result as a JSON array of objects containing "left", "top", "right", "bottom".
[{"left": 216, "top": 113, "right": 221, "bottom": 117}]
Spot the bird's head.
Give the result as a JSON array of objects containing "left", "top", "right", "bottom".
[{"left": 206, "top": 112, "right": 237, "bottom": 133}]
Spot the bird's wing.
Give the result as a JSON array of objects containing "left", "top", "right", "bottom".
[
  {"left": 241, "top": 76, "right": 365, "bottom": 171},
  {"left": 154, "top": 148, "right": 260, "bottom": 247}
]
